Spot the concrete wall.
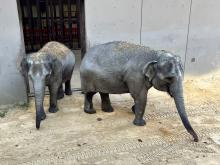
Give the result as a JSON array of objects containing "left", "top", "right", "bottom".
[
  {"left": 85, "top": 0, "right": 142, "bottom": 47},
  {"left": 185, "top": 0, "right": 220, "bottom": 74},
  {"left": 85, "top": 0, "right": 220, "bottom": 75},
  {"left": 141, "top": 0, "right": 191, "bottom": 64},
  {"left": 0, "top": 0, "right": 27, "bottom": 105}
]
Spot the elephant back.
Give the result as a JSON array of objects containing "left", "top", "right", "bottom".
[{"left": 39, "top": 41, "right": 73, "bottom": 61}]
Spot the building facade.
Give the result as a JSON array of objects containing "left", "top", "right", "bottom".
[{"left": 0, "top": 0, "right": 220, "bottom": 105}]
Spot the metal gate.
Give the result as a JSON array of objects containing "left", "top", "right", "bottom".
[{"left": 19, "top": 0, "right": 81, "bottom": 52}]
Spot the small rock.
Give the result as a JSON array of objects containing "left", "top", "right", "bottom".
[
  {"left": 77, "top": 144, "right": 81, "bottom": 147},
  {"left": 138, "top": 139, "right": 143, "bottom": 142},
  {"left": 97, "top": 118, "right": 102, "bottom": 121}
]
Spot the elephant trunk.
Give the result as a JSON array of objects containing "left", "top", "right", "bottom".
[
  {"left": 33, "top": 80, "right": 46, "bottom": 129},
  {"left": 170, "top": 80, "right": 199, "bottom": 142}
]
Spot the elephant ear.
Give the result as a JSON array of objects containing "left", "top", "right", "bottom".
[
  {"left": 174, "top": 56, "right": 184, "bottom": 77},
  {"left": 51, "top": 58, "right": 62, "bottom": 77},
  {"left": 143, "top": 61, "right": 157, "bottom": 81},
  {"left": 20, "top": 57, "right": 29, "bottom": 75}
]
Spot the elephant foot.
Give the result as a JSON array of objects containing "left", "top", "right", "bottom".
[
  {"left": 57, "top": 92, "right": 64, "bottom": 100},
  {"left": 131, "top": 105, "right": 135, "bottom": 114},
  {"left": 133, "top": 118, "right": 146, "bottom": 126},
  {"left": 84, "top": 107, "right": 96, "bottom": 114},
  {"left": 102, "top": 106, "right": 114, "bottom": 113},
  {"left": 49, "top": 106, "right": 59, "bottom": 113},
  {"left": 65, "top": 89, "right": 72, "bottom": 96}
]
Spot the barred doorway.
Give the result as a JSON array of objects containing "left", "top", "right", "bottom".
[{"left": 19, "top": 0, "right": 85, "bottom": 53}]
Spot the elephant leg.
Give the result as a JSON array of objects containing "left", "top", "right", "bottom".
[
  {"left": 65, "top": 80, "right": 72, "bottom": 95},
  {"left": 100, "top": 92, "right": 114, "bottom": 112},
  {"left": 84, "top": 92, "right": 96, "bottom": 114},
  {"left": 132, "top": 89, "right": 147, "bottom": 126},
  {"left": 48, "top": 84, "right": 59, "bottom": 113},
  {"left": 57, "top": 84, "right": 64, "bottom": 100}
]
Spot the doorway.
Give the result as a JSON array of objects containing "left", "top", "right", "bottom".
[
  {"left": 19, "top": 0, "right": 85, "bottom": 53},
  {"left": 18, "top": 0, "right": 85, "bottom": 94}
]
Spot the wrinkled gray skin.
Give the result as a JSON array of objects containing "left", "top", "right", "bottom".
[
  {"left": 80, "top": 41, "right": 198, "bottom": 142},
  {"left": 21, "top": 41, "right": 75, "bottom": 129}
]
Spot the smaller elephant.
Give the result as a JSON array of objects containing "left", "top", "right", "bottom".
[
  {"left": 21, "top": 41, "right": 75, "bottom": 129},
  {"left": 80, "top": 41, "right": 198, "bottom": 142}
]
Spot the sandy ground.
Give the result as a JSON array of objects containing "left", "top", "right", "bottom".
[{"left": 0, "top": 70, "right": 220, "bottom": 165}]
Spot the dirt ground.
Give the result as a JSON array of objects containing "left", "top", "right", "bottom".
[{"left": 1, "top": 71, "right": 220, "bottom": 165}]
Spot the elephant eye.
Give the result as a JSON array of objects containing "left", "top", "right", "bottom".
[{"left": 165, "top": 76, "right": 174, "bottom": 82}]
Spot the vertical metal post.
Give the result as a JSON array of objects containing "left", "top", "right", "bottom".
[
  {"left": 26, "top": 0, "right": 34, "bottom": 51},
  {"left": 53, "top": 0, "right": 57, "bottom": 40},
  {"left": 20, "top": 0, "right": 27, "bottom": 49},
  {"left": 76, "top": 0, "right": 81, "bottom": 48},
  {"left": 80, "top": 0, "right": 86, "bottom": 57},
  {"left": 67, "top": 0, "right": 73, "bottom": 48},
  {"left": 50, "top": 0, "right": 55, "bottom": 40},
  {"left": 45, "top": 0, "right": 51, "bottom": 41},
  {"left": 20, "top": 0, "right": 25, "bottom": 21},
  {"left": 36, "top": 0, "right": 43, "bottom": 47},
  {"left": 59, "top": 0, "right": 64, "bottom": 43}
]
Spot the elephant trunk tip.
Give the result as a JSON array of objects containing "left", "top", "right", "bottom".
[
  {"left": 36, "top": 117, "right": 41, "bottom": 129},
  {"left": 188, "top": 129, "right": 199, "bottom": 142}
]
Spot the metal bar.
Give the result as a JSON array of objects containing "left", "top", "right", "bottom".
[
  {"left": 76, "top": 0, "right": 81, "bottom": 48},
  {"left": 28, "top": 88, "right": 82, "bottom": 97},
  {"left": 20, "top": 0, "right": 25, "bottom": 21},
  {"left": 68, "top": 0, "right": 73, "bottom": 48},
  {"left": 53, "top": 0, "right": 57, "bottom": 40},
  {"left": 50, "top": 0, "right": 55, "bottom": 40},
  {"left": 45, "top": 0, "right": 51, "bottom": 41},
  {"left": 80, "top": 0, "right": 86, "bottom": 57},
  {"left": 58, "top": 0, "right": 64, "bottom": 43},
  {"left": 36, "top": 0, "right": 43, "bottom": 47},
  {"left": 26, "top": 0, "right": 34, "bottom": 51},
  {"left": 20, "top": 0, "right": 27, "bottom": 48}
]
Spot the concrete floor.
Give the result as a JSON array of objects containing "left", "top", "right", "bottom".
[{"left": 1, "top": 71, "right": 220, "bottom": 164}]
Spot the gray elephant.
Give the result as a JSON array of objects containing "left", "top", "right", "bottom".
[
  {"left": 21, "top": 41, "right": 75, "bottom": 129},
  {"left": 80, "top": 41, "right": 198, "bottom": 142}
]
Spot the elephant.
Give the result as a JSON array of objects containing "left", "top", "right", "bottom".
[
  {"left": 80, "top": 41, "right": 198, "bottom": 142},
  {"left": 21, "top": 41, "right": 75, "bottom": 129}
]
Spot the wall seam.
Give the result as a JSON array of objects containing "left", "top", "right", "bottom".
[
  {"left": 139, "top": 0, "right": 144, "bottom": 45},
  {"left": 184, "top": 0, "right": 193, "bottom": 73}
]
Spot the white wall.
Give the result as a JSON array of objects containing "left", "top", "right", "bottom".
[
  {"left": 85, "top": 0, "right": 142, "bottom": 47},
  {"left": 85, "top": 0, "right": 220, "bottom": 75},
  {"left": 185, "top": 0, "right": 220, "bottom": 74},
  {"left": 0, "top": 0, "right": 27, "bottom": 105},
  {"left": 141, "top": 0, "right": 191, "bottom": 63}
]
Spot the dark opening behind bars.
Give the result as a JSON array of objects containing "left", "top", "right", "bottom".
[{"left": 20, "top": 0, "right": 81, "bottom": 53}]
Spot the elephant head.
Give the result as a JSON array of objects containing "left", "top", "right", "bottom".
[
  {"left": 21, "top": 53, "right": 61, "bottom": 129},
  {"left": 143, "top": 51, "right": 198, "bottom": 142}
]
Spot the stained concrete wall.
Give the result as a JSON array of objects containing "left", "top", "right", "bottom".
[
  {"left": 141, "top": 0, "right": 191, "bottom": 64},
  {"left": 85, "top": 0, "right": 142, "bottom": 47},
  {"left": 0, "top": 0, "right": 27, "bottom": 105},
  {"left": 185, "top": 0, "right": 220, "bottom": 74},
  {"left": 85, "top": 0, "right": 220, "bottom": 75}
]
